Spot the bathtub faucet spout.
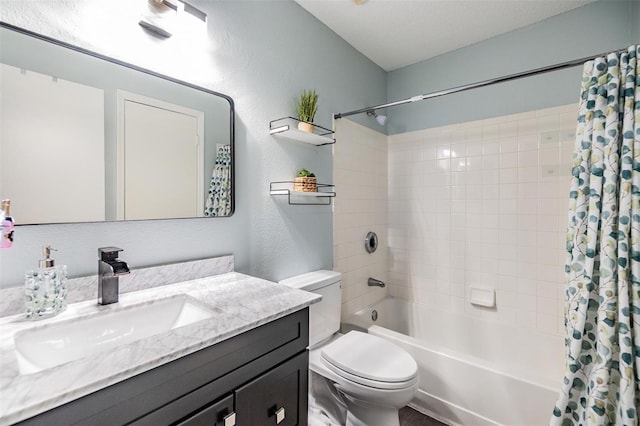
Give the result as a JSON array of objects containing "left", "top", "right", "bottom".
[{"left": 368, "top": 277, "right": 386, "bottom": 288}]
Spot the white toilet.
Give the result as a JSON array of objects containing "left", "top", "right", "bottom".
[{"left": 280, "top": 270, "right": 418, "bottom": 426}]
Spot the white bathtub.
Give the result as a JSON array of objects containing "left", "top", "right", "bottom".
[{"left": 342, "top": 297, "right": 564, "bottom": 426}]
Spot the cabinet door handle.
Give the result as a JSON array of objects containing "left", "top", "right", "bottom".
[
  {"left": 275, "top": 407, "right": 285, "bottom": 424},
  {"left": 223, "top": 411, "right": 236, "bottom": 426}
]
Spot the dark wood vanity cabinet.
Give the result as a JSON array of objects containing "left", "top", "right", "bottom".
[
  {"left": 17, "top": 308, "right": 309, "bottom": 426},
  {"left": 234, "top": 351, "right": 307, "bottom": 426},
  {"left": 173, "top": 351, "right": 308, "bottom": 426}
]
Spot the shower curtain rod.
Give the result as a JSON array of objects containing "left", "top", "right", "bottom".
[{"left": 333, "top": 48, "right": 627, "bottom": 120}]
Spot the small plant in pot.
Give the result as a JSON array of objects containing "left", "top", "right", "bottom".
[
  {"left": 294, "top": 89, "right": 318, "bottom": 133},
  {"left": 294, "top": 168, "right": 317, "bottom": 192}
]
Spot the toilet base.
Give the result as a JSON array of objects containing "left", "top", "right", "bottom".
[
  {"left": 308, "top": 371, "right": 347, "bottom": 425},
  {"left": 339, "top": 388, "right": 401, "bottom": 426},
  {"left": 308, "top": 372, "right": 403, "bottom": 426},
  {"left": 344, "top": 402, "right": 400, "bottom": 426}
]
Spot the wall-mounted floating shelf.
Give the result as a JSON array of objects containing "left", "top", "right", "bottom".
[
  {"left": 269, "top": 117, "right": 335, "bottom": 146},
  {"left": 270, "top": 181, "right": 336, "bottom": 205}
]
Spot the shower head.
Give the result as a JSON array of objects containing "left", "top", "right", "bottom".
[{"left": 367, "top": 109, "right": 387, "bottom": 126}]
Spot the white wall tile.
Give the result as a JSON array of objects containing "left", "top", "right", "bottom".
[
  {"left": 518, "top": 119, "right": 538, "bottom": 137},
  {"left": 518, "top": 134, "right": 539, "bottom": 151},
  {"left": 517, "top": 310, "right": 536, "bottom": 330},
  {"left": 500, "top": 168, "right": 518, "bottom": 184},
  {"left": 500, "top": 152, "right": 518, "bottom": 168},
  {"left": 335, "top": 119, "right": 388, "bottom": 317},
  {"left": 386, "top": 103, "right": 576, "bottom": 337}
]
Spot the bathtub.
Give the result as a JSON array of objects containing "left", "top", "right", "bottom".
[{"left": 342, "top": 297, "right": 564, "bottom": 426}]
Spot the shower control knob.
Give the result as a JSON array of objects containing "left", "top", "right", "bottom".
[{"left": 364, "top": 231, "right": 378, "bottom": 253}]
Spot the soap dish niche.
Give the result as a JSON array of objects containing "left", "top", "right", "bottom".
[{"left": 468, "top": 286, "right": 496, "bottom": 308}]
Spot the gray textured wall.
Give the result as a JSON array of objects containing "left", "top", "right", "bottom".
[
  {"left": 0, "top": 0, "right": 387, "bottom": 287},
  {"left": 1, "top": 0, "right": 637, "bottom": 288},
  {"left": 386, "top": 0, "right": 640, "bottom": 134}
]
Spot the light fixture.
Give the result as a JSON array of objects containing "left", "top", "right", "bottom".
[
  {"left": 139, "top": 0, "right": 207, "bottom": 39},
  {"left": 182, "top": 1, "right": 207, "bottom": 23},
  {"left": 158, "top": 0, "right": 178, "bottom": 11},
  {"left": 139, "top": 0, "right": 176, "bottom": 38},
  {"left": 139, "top": 18, "right": 173, "bottom": 38},
  {"left": 367, "top": 109, "right": 387, "bottom": 126}
]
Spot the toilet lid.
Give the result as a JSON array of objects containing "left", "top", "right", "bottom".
[{"left": 320, "top": 331, "right": 417, "bottom": 384}]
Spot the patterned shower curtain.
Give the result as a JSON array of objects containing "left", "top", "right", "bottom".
[
  {"left": 204, "top": 144, "right": 231, "bottom": 217},
  {"left": 551, "top": 45, "right": 639, "bottom": 426}
]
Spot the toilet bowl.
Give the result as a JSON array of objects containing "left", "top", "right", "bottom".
[
  {"left": 280, "top": 271, "right": 418, "bottom": 426},
  {"left": 310, "top": 331, "right": 418, "bottom": 426}
]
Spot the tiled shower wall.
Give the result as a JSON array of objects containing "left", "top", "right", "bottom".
[
  {"left": 334, "top": 119, "right": 388, "bottom": 319},
  {"left": 388, "top": 104, "right": 577, "bottom": 336}
]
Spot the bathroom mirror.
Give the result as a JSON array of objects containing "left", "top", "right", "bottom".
[{"left": 0, "top": 23, "right": 234, "bottom": 224}]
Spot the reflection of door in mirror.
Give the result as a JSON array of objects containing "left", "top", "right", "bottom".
[
  {"left": 116, "top": 91, "right": 204, "bottom": 220},
  {"left": 0, "top": 64, "right": 105, "bottom": 224}
]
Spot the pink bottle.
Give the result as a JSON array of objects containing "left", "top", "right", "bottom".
[{"left": 1, "top": 199, "right": 14, "bottom": 248}]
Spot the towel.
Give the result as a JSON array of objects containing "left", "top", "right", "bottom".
[{"left": 204, "top": 144, "right": 231, "bottom": 216}]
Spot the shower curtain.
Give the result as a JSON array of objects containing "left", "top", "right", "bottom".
[
  {"left": 551, "top": 45, "right": 639, "bottom": 426},
  {"left": 204, "top": 144, "right": 231, "bottom": 217}
]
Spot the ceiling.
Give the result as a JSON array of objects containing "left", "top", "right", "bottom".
[{"left": 294, "top": 0, "right": 597, "bottom": 71}]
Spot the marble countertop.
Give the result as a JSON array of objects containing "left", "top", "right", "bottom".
[{"left": 0, "top": 272, "right": 320, "bottom": 425}]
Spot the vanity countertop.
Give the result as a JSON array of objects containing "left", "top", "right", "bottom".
[{"left": 0, "top": 272, "right": 320, "bottom": 425}]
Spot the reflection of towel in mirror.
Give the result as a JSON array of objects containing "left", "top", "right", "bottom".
[{"left": 204, "top": 145, "right": 231, "bottom": 217}]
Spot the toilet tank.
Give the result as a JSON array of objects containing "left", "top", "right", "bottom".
[{"left": 279, "top": 270, "right": 342, "bottom": 347}]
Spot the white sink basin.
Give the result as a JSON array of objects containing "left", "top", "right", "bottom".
[{"left": 14, "top": 295, "right": 214, "bottom": 375}]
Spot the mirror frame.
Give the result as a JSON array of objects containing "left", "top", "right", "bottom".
[{"left": 0, "top": 21, "right": 235, "bottom": 223}]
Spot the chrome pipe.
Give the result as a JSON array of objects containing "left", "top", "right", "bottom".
[{"left": 367, "top": 277, "right": 386, "bottom": 288}]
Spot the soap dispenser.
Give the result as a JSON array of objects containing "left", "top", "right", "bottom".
[
  {"left": 25, "top": 246, "right": 67, "bottom": 319},
  {"left": 1, "top": 199, "right": 14, "bottom": 248}
]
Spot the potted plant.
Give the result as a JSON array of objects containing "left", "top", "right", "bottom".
[
  {"left": 294, "top": 168, "right": 317, "bottom": 192},
  {"left": 294, "top": 89, "right": 318, "bottom": 133}
]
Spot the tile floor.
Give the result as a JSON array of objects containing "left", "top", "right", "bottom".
[{"left": 399, "top": 407, "right": 447, "bottom": 426}]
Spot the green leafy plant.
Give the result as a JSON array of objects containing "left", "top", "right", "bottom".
[
  {"left": 294, "top": 89, "right": 319, "bottom": 123},
  {"left": 297, "top": 168, "right": 315, "bottom": 177}
]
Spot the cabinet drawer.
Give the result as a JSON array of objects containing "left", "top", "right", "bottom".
[
  {"left": 177, "top": 394, "right": 235, "bottom": 426},
  {"left": 235, "top": 351, "right": 308, "bottom": 426}
]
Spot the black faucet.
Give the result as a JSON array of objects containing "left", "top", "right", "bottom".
[{"left": 98, "top": 247, "right": 130, "bottom": 305}]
